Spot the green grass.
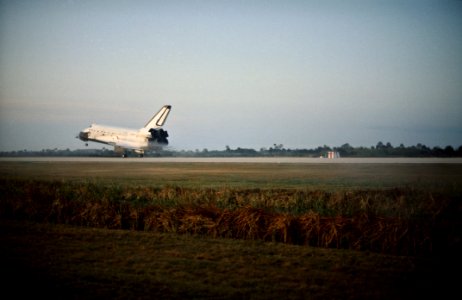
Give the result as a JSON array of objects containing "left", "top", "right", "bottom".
[
  {"left": 1, "top": 219, "right": 456, "bottom": 300},
  {"left": 1, "top": 161, "right": 462, "bottom": 190},
  {"left": 1, "top": 178, "right": 457, "bottom": 255},
  {"left": 1, "top": 161, "right": 461, "bottom": 299}
]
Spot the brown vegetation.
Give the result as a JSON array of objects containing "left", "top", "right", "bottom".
[
  {"left": 1, "top": 179, "right": 459, "bottom": 256},
  {"left": 5, "top": 219, "right": 447, "bottom": 300}
]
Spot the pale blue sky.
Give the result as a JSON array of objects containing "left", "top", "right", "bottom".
[{"left": 1, "top": 0, "right": 461, "bottom": 151}]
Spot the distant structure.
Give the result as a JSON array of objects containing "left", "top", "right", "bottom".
[
  {"left": 320, "top": 151, "right": 340, "bottom": 159},
  {"left": 327, "top": 151, "right": 340, "bottom": 159}
]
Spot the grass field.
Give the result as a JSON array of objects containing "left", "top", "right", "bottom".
[
  {"left": 1, "top": 161, "right": 462, "bottom": 189},
  {"left": 1, "top": 161, "right": 461, "bottom": 299}
]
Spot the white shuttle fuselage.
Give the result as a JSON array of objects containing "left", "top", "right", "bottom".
[{"left": 78, "top": 105, "right": 171, "bottom": 157}]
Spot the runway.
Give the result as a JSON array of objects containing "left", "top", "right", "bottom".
[{"left": 1, "top": 157, "right": 461, "bottom": 164}]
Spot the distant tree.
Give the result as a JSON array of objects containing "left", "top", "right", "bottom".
[
  {"left": 432, "top": 146, "right": 443, "bottom": 156},
  {"left": 443, "top": 145, "right": 455, "bottom": 156},
  {"left": 337, "top": 143, "right": 354, "bottom": 156},
  {"left": 273, "top": 144, "right": 284, "bottom": 150},
  {"left": 376, "top": 141, "right": 385, "bottom": 149}
]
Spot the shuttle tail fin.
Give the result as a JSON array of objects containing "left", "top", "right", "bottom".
[{"left": 140, "top": 105, "right": 171, "bottom": 133}]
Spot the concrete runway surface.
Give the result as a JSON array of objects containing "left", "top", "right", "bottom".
[{"left": 1, "top": 157, "right": 461, "bottom": 164}]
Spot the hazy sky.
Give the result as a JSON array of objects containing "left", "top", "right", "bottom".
[{"left": 1, "top": 0, "right": 461, "bottom": 151}]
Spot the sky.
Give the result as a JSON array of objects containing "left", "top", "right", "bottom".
[{"left": 1, "top": 0, "right": 461, "bottom": 152}]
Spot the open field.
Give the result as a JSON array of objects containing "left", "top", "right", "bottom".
[
  {"left": 1, "top": 160, "right": 462, "bottom": 189},
  {"left": 1, "top": 219, "right": 457, "bottom": 300},
  {"left": 1, "top": 160, "right": 461, "bottom": 299}
]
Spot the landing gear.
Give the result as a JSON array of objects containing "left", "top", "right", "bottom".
[{"left": 120, "top": 151, "right": 144, "bottom": 158}]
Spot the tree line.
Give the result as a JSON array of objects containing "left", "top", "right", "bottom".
[{"left": 1, "top": 142, "right": 461, "bottom": 157}]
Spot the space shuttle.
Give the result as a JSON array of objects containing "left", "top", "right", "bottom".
[{"left": 77, "top": 105, "right": 171, "bottom": 157}]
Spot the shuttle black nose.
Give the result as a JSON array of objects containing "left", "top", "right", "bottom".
[{"left": 78, "top": 131, "right": 89, "bottom": 141}]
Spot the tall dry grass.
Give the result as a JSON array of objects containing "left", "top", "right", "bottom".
[{"left": 0, "top": 179, "right": 459, "bottom": 255}]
